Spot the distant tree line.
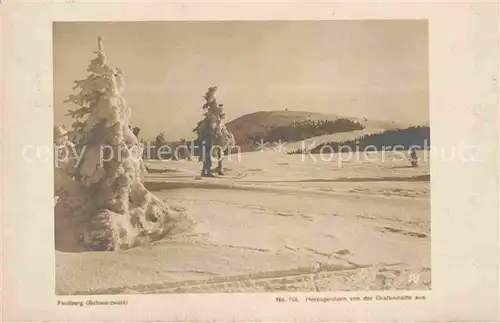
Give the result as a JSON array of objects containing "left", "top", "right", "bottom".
[
  {"left": 288, "top": 126, "right": 430, "bottom": 154},
  {"left": 248, "top": 118, "right": 365, "bottom": 144}
]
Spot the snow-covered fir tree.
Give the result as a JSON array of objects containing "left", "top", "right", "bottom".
[
  {"left": 54, "top": 36, "right": 190, "bottom": 252},
  {"left": 193, "top": 86, "right": 235, "bottom": 175}
]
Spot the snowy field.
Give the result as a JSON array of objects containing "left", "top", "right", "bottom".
[{"left": 56, "top": 150, "right": 430, "bottom": 294}]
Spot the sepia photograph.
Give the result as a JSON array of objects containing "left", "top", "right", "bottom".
[
  {"left": 53, "top": 20, "right": 431, "bottom": 295},
  {"left": 2, "top": 1, "right": 499, "bottom": 322}
]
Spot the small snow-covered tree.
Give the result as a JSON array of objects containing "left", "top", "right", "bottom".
[
  {"left": 153, "top": 132, "right": 167, "bottom": 160},
  {"left": 54, "top": 36, "right": 190, "bottom": 252},
  {"left": 193, "top": 86, "right": 235, "bottom": 173}
]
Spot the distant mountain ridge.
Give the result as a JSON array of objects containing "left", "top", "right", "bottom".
[
  {"left": 155, "top": 111, "right": 423, "bottom": 157},
  {"left": 225, "top": 110, "right": 410, "bottom": 152}
]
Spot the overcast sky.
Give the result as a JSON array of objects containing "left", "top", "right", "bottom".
[{"left": 53, "top": 20, "right": 428, "bottom": 140}]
